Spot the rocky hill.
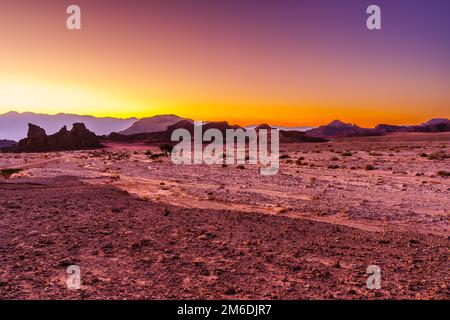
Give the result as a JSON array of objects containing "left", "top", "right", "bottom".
[
  {"left": 306, "top": 120, "right": 382, "bottom": 138},
  {"left": 118, "top": 115, "right": 191, "bottom": 135},
  {"left": 0, "top": 139, "right": 17, "bottom": 148},
  {"left": 3, "top": 123, "right": 103, "bottom": 152}
]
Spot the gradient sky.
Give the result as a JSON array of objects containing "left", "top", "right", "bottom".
[{"left": 0, "top": 0, "right": 449, "bottom": 127}]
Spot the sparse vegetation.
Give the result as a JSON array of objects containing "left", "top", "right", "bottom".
[
  {"left": 369, "top": 152, "right": 383, "bottom": 156},
  {"left": 427, "top": 151, "right": 449, "bottom": 160},
  {"left": 437, "top": 171, "right": 450, "bottom": 177},
  {"left": 159, "top": 144, "right": 174, "bottom": 156},
  {"left": 279, "top": 154, "right": 290, "bottom": 159},
  {"left": 1, "top": 168, "right": 22, "bottom": 179},
  {"left": 341, "top": 152, "right": 352, "bottom": 157},
  {"left": 149, "top": 153, "right": 165, "bottom": 160},
  {"left": 112, "top": 152, "right": 130, "bottom": 160},
  {"left": 419, "top": 152, "right": 428, "bottom": 158},
  {"left": 364, "top": 164, "right": 376, "bottom": 171},
  {"left": 330, "top": 156, "right": 339, "bottom": 161}
]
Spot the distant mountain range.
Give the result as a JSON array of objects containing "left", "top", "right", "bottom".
[
  {"left": 0, "top": 111, "right": 449, "bottom": 142},
  {"left": 306, "top": 118, "right": 450, "bottom": 138},
  {"left": 306, "top": 120, "right": 382, "bottom": 138},
  {"left": 107, "top": 120, "right": 328, "bottom": 144},
  {"left": 245, "top": 124, "right": 315, "bottom": 132},
  {"left": 0, "top": 139, "right": 17, "bottom": 148},
  {"left": 0, "top": 111, "right": 137, "bottom": 141}
]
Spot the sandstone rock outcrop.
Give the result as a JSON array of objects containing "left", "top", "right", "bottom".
[{"left": 5, "top": 123, "right": 103, "bottom": 152}]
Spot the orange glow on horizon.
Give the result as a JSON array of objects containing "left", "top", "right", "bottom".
[{"left": 0, "top": 1, "right": 449, "bottom": 128}]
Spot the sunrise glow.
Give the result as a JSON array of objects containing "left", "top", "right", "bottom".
[{"left": 1, "top": 0, "right": 449, "bottom": 127}]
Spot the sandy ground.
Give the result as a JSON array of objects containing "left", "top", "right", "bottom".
[{"left": 0, "top": 132, "right": 449, "bottom": 299}]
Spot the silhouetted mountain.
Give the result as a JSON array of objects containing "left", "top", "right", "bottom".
[
  {"left": 119, "top": 115, "right": 191, "bottom": 135},
  {"left": 246, "top": 124, "right": 315, "bottom": 131},
  {"left": 422, "top": 118, "right": 449, "bottom": 126},
  {"left": 3, "top": 123, "right": 103, "bottom": 152},
  {"left": 374, "top": 124, "right": 410, "bottom": 134},
  {"left": 106, "top": 121, "right": 327, "bottom": 144},
  {"left": 418, "top": 118, "right": 450, "bottom": 132},
  {"left": 306, "top": 120, "right": 382, "bottom": 138},
  {"left": 0, "top": 111, "right": 137, "bottom": 141},
  {"left": 375, "top": 118, "right": 450, "bottom": 134},
  {"left": 0, "top": 139, "right": 17, "bottom": 148},
  {"left": 108, "top": 120, "right": 242, "bottom": 143},
  {"left": 254, "top": 124, "right": 328, "bottom": 143}
]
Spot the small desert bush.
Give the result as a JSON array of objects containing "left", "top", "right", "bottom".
[
  {"left": 419, "top": 152, "right": 428, "bottom": 158},
  {"left": 437, "top": 171, "right": 450, "bottom": 177},
  {"left": 159, "top": 144, "right": 174, "bottom": 156},
  {"left": 109, "top": 174, "right": 121, "bottom": 181},
  {"left": 114, "top": 152, "right": 130, "bottom": 160},
  {"left": 364, "top": 164, "right": 376, "bottom": 171},
  {"left": 341, "top": 152, "right": 352, "bottom": 157},
  {"left": 237, "top": 165, "right": 245, "bottom": 169},
  {"left": 428, "top": 151, "right": 449, "bottom": 160},
  {"left": 279, "top": 154, "right": 290, "bottom": 159},
  {"left": 1, "top": 168, "right": 22, "bottom": 179},
  {"left": 149, "top": 153, "right": 165, "bottom": 160},
  {"left": 330, "top": 156, "right": 339, "bottom": 161},
  {"left": 369, "top": 152, "right": 383, "bottom": 156}
]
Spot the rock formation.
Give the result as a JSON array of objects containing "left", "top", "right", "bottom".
[{"left": 5, "top": 123, "right": 103, "bottom": 152}]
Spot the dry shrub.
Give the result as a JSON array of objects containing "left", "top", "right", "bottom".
[
  {"left": 341, "top": 152, "right": 352, "bottom": 157},
  {"left": 428, "top": 151, "right": 449, "bottom": 160},
  {"left": 437, "top": 171, "right": 450, "bottom": 177},
  {"left": 1, "top": 168, "right": 22, "bottom": 179}
]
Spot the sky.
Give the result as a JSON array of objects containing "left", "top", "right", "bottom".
[{"left": 0, "top": 0, "right": 449, "bottom": 127}]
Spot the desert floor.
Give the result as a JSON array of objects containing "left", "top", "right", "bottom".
[{"left": 0, "top": 132, "right": 448, "bottom": 299}]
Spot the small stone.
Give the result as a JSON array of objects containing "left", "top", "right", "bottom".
[
  {"left": 57, "top": 258, "right": 75, "bottom": 267},
  {"left": 224, "top": 287, "right": 237, "bottom": 295}
]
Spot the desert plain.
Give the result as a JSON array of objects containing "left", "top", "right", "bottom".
[{"left": 0, "top": 132, "right": 449, "bottom": 299}]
